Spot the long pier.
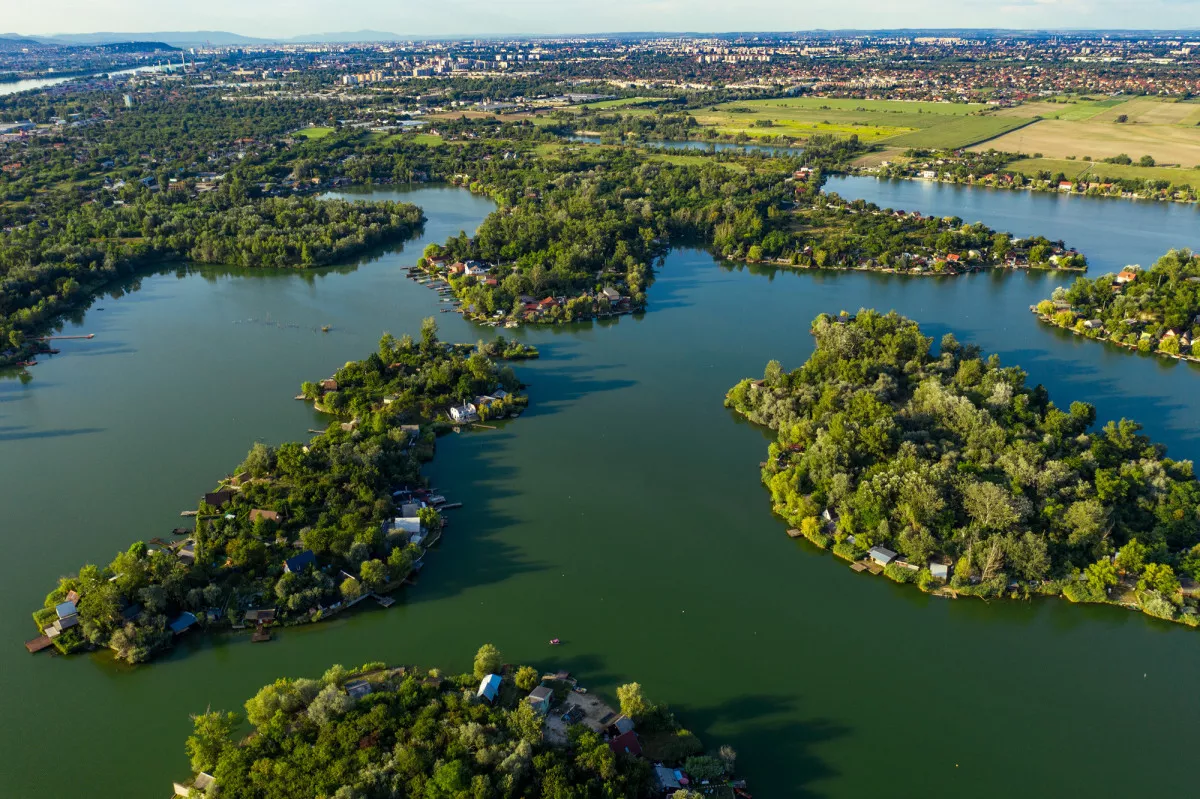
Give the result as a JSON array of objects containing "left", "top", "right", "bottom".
[{"left": 35, "top": 334, "right": 95, "bottom": 341}]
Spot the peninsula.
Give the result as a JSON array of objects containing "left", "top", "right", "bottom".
[
  {"left": 172, "top": 645, "right": 744, "bottom": 799},
  {"left": 726, "top": 310, "right": 1200, "bottom": 627},
  {"left": 1032, "top": 248, "right": 1200, "bottom": 363},
  {"left": 29, "top": 320, "right": 531, "bottom": 662}
]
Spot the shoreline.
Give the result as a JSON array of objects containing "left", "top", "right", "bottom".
[{"left": 846, "top": 169, "right": 1200, "bottom": 207}]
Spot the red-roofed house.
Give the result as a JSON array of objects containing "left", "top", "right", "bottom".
[{"left": 608, "top": 730, "right": 642, "bottom": 757}]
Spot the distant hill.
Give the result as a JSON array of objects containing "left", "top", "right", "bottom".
[{"left": 8, "top": 30, "right": 407, "bottom": 47}]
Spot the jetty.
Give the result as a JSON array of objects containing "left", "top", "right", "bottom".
[
  {"left": 25, "top": 635, "right": 53, "bottom": 653},
  {"left": 35, "top": 334, "right": 94, "bottom": 341},
  {"left": 786, "top": 528, "right": 803, "bottom": 539},
  {"left": 179, "top": 510, "right": 198, "bottom": 517}
]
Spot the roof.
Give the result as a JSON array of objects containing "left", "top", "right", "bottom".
[
  {"left": 478, "top": 674, "right": 502, "bottom": 701},
  {"left": 55, "top": 600, "right": 77, "bottom": 619},
  {"left": 529, "top": 685, "right": 553, "bottom": 701},
  {"left": 608, "top": 730, "right": 641, "bottom": 757},
  {"left": 204, "top": 489, "right": 235, "bottom": 507},
  {"left": 284, "top": 550, "right": 318, "bottom": 573},
  {"left": 169, "top": 612, "right": 198, "bottom": 634},
  {"left": 869, "top": 546, "right": 898, "bottom": 563},
  {"left": 655, "top": 765, "right": 681, "bottom": 790}
]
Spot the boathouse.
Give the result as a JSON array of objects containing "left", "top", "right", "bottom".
[{"left": 869, "top": 546, "right": 898, "bottom": 566}]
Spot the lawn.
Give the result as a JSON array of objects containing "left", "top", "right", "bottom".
[
  {"left": 295, "top": 126, "right": 334, "bottom": 139},
  {"left": 1007, "top": 157, "right": 1200, "bottom": 188}
]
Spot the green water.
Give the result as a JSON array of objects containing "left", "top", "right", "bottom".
[{"left": 3, "top": 185, "right": 1200, "bottom": 798}]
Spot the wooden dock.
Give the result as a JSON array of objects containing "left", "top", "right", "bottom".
[
  {"left": 251, "top": 624, "right": 271, "bottom": 643},
  {"left": 849, "top": 562, "right": 868, "bottom": 573},
  {"left": 786, "top": 528, "right": 803, "bottom": 539},
  {"left": 25, "top": 635, "right": 53, "bottom": 653}
]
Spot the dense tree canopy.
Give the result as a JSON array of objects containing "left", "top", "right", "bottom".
[{"left": 727, "top": 310, "right": 1200, "bottom": 624}]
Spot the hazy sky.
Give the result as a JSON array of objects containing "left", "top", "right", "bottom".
[{"left": 6, "top": 0, "right": 1200, "bottom": 37}]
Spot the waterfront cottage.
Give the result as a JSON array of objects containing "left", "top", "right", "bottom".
[
  {"left": 527, "top": 685, "right": 553, "bottom": 715},
  {"left": 169, "top": 611, "right": 197, "bottom": 635},
  {"left": 449, "top": 403, "right": 478, "bottom": 423},
  {"left": 608, "top": 730, "right": 642, "bottom": 757},
  {"left": 1116, "top": 269, "right": 1138, "bottom": 284},
  {"left": 55, "top": 600, "right": 77, "bottom": 619},
  {"left": 929, "top": 562, "right": 951, "bottom": 580},
  {"left": 478, "top": 674, "right": 502, "bottom": 703},
  {"left": 869, "top": 546, "right": 898, "bottom": 566},
  {"left": 204, "top": 489, "right": 235, "bottom": 508},
  {"left": 655, "top": 766, "right": 682, "bottom": 791},
  {"left": 344, "top": 679, "right": 372, "bottom": 700}
]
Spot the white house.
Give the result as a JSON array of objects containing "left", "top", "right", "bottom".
[
  {"left": 449, "top": 403, "right": 478, "bottom": 423},
  {"left": 929, "top": 562, "right": 951, "bottom": 580}
]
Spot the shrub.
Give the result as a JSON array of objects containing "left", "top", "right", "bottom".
[{"left": 884, "top": 563, "right": 919, "bottom": 583}]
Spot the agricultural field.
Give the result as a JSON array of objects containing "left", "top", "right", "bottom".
[
  {"left": 1007, "top": 157, "right": 1200, "bottom": 188},
  {"left": 975, "top": 96, "right": 1200, "bottom": 166},
  {"left": 994, "top": 96, "right": 1125, "bottom": 121},
  {"left": 691, "top": 97, "right": 1034, "bottom": 149},
  {"left": 572, "top": 96, "right": 667, "bottom": 110}
]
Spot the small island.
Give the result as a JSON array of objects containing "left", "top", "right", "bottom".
[
  {"left": 29, "top": 319, "right": 532, "bottom": 662},
  {"left": 1032, "top": 248, "right": 1200, "bottom": 362},
  {"left": 171, "top": 644, "right": 746, "bottom": 799},
  {"left": 726, "top": 310, "right": 1200, "bottom": 627}
]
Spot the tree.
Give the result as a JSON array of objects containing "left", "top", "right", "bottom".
[
  {"left": 617, "top": 682, "right": 651, "bottom": 720},
  {"left": 1085, "top": 560, "right": 1118, "bottom": 594},
  {"left": 1139, "top": 563, "right": 1180, "bottom": 597},
  {"left": 1139, "top": 155, "right": 1156, "bottom": 167},
  {"left": 963, "top": 481, "right": 1020, "bottom": 532},
  {"left": 474, "top": 643, "right": 502, "bottom": 678},
  {"left": 684, "top": 755, "right": 725, "bottom": 782},
  {"left": 359, "top": 559, "right": 387, "bottom": 591},
  {"left": 514, "top": 665, "right": 539, "bottom": 691},
  {"left": 186, "top": 710, "right": 238, "bottom": 773},
  {"left": 420, "top": 316, "right": 439, "bottom": 351},
  {"left": 340, "top": 576, "right": 363, "bottom": 602}
]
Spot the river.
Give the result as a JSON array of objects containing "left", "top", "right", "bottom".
[
  {"left": 0, "top": 76, "right": 74, "bottom": 96},
  {"left": 2, "top": 183, "right": 1199, "bottom": 798}
]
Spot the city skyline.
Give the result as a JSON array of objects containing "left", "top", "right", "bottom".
[{"left": 6, "top": 0, "right": 1200, "bottom": 40}]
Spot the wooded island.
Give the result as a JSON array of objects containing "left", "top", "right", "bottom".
[{"left": 726, "top": 310, "right": 1200, "bottom": 626}]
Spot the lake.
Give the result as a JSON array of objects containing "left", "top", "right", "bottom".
[
  {"left": 2, "top": 183, "right": 1199, "bottom": 798},
  {"left": 826, "top": 175, "right": 1200, "bottom": 274}
]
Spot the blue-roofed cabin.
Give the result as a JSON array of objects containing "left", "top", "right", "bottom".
[
  {"left": 284, "top": 550, "right": 318, "bottom": 574},
  {"left": 55, "top": 600, "right": 77, "bottom": 619},
  {"left": 477, "top": 674, "right": 502, "bottom": 703},
  {"left": 169, "top": 611, "right": 198, "bottom": 634}
]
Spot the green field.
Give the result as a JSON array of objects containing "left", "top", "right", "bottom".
[
  {"left": 692, "top": 98, "right": 1033, "bottom": 149},
  {"left": 572, "top": 96, "right": 667, "bottom": 110},
  {"left": 295, "top": 126, "right": 334, "bottom": 139},
  {"left": 978, "top": 96, "right": 1200, "bottom": 165},
  {"left": 1008, "top": 157, "right": 1200, "bottom": 188}
]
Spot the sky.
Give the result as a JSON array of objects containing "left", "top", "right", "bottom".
[{"left": 5, "top": 0, "right": 1200, "bottom": 37}]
